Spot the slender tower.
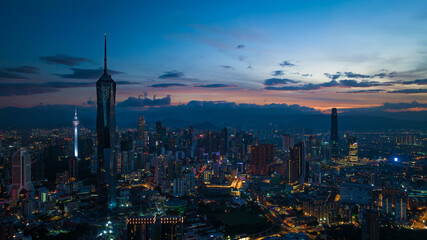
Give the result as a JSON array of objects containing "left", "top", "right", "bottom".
[
  {"left": 72, "top": 107, "right": 79, "bottom": 158},
  {"left": 331, "top": 108, "right": 339, "bottom": 158},
  {"left": 96, "top": 34, "right": 117, "bottom": 209}
]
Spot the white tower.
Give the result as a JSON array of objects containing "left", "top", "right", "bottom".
[{"left": 73, "top": 107, "right": 79, "bottom": 158}]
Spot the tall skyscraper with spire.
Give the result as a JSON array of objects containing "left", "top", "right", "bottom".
[
  {"left": 96, "top": 34, "right": 117, "bottom": 209},
  {"left": 331, "top": 108, "right": 339, "bottom": 158},
  {"left": 73, "top": 107, "right": 79, "bottom": 158}
]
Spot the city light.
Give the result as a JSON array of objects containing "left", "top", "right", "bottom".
[{"left": 1, "top": 2, "right": 425, "bottom": 239}]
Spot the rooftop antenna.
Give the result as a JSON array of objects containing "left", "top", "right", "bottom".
[{"left": 104, "top": 34, "right": 107, "bottom": 74}]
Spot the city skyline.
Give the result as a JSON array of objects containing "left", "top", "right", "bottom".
[
  {"left": 0, "top": 2, "right": 426, "bottom": 239},
  {"left": 0, "top": 1, "right": 426, "bottom": 112}
]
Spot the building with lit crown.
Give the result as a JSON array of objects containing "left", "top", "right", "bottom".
[{"left": 348, "top": 136, "right": 358, "bottom": 162}]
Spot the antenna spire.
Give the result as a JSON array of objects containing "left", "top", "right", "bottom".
[{"left": 104, "top": 34, "right": 107, "bottom": 74}]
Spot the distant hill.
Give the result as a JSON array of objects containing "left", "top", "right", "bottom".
[{"left": 0, "top": 102, "right": 426, "bottom": 130}]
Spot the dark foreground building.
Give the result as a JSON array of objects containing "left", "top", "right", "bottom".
[{"left": 127, "top": 216, "right": 184, "bottom": 240}]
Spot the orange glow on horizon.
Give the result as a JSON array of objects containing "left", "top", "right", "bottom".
[{"left": 385, "top": 107, "right": 427, "bottom": 112}]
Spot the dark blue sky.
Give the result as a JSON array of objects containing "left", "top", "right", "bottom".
[{"left": 0, "top": 0, "right": 426, "bottom": 111}]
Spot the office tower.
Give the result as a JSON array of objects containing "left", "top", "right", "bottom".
[
  {"left": 173, "top": 178, "right": 184, "bottom": 197},
  {"left": 290, "top": 141, "right": 305, "bottom": 183},
  {"left": 251, "top": 146, "right": 265, "bottom": 175},
  {"left": 154, "top": 156, "right": 167, "bottom": 185},
  {"left": 321, "top": 141, "right": 331, "bottom": 162},
  {"left": 184, "top": 172, "right": 196, "bottom": 195},
  {"left": 220, "top": 127, "right": 228, "bottom": 154},
  {"left": 251, "top": 144, "right": 274, "bottom": 175},
  {"left": 281, "top": 134, "right": 294, "bottom": 153},
  {"left": 183, "top": 126, "right": 193, "bottom": 149},
  {"left": 264, "top": 144, "right": 274, "bottom": 164},
  {"left": 134, "top": 117, "right": 147, "bottom": 170},
  {"left": 331, "top": 108, "right": 339, "bottom": 158},
  {"left": 96, "top": 34, "right": 117, "bottom": 209},
  {"left": 382, "top": 194, "right": 392, "bottom": 215},
  {"left": 203, "top": 170, "right": 212, "bottom": 183},
  {"left": 127, "top": 216, "right": 184, "bottom": 240},
  {"left": 72, "top": 107, "right": 79, "bottom": 158},
  {"left": 308, "top": 136, "right": 321, "bottom": 158},
  {"left": 137, "top": 115, "right": 145, "bottom": 141},
  {"left": 348, "top": 136, "right": 358, "bottom": 162},
  {"left": 10, "top": 148, "right": 34, "bottom": 201},
  {"left": 395, "top": 196, "right": 407, "bottom": 221},
  {"left": 362, "top": 210, "right": 380, "bottom": 240},
  {"left": 311, "top": 162, "right": 322, "bottom": 185},
  {"left": 286, "top": 155, "right": 299, "bottom": 184},
  {"left": 156, "top": 121, "right": 162, "bottom": 134}
]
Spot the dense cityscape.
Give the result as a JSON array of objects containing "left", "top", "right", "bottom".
[
  {"left": 1, "top": 1, "right": 427, "bottom": 240},
  {"left": 0, "top": 36, "right": 425, "bottom": 240}
]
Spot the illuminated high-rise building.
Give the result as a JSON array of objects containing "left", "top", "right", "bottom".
[
  {"left": 290, "top": 141, "right": 306, "bottom": 183},
  {"left": 96, "top": 34, "right": 117, "bottom": 209},
  {"left": 348, "top": 136, "right": 358, "bottom": 162},
  {"left": 395, "top": 196, "right": 407, "bottom": 221},
  {"left": 321, "top": 141, "right": 331, "bottom": 162},
  {"left": 382, "top": 194, "right": 392, "bottom": 215},
  {"left": 331, "top": 108, "right": 339, "bottom": 158},
  {"left": 184, "top": 172, "right": 196, "bottom": 195}
]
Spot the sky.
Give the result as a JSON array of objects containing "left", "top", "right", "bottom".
[{"left": 0, "top": 0, "right": 426, "bottom": 111}]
